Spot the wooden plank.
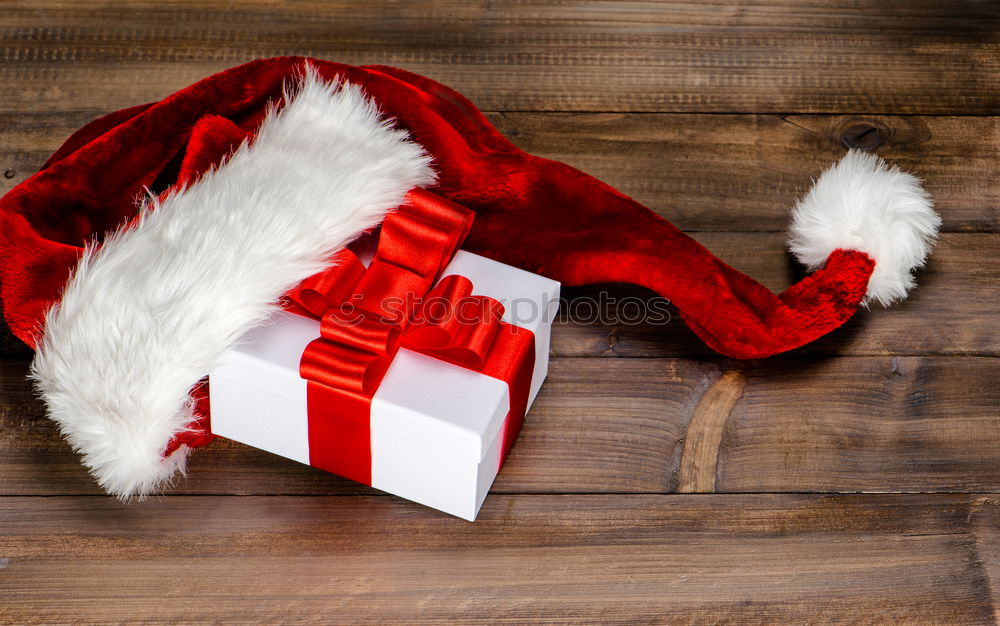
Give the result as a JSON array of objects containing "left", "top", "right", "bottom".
[
  {"left": 490, "top": 113, "right": 1000, "bottom": 233},
  {"left": 970, "top": 498, "right": 1000, "bottom": 624},
  {"left": 555, "top": 233, "right": 1000, "bottom": 358},
  {"left": 1, "top": 1, "right": 997, "bottom": 115},
  {"left": 717, "top": 356, "right": 1000, "bottom": 493},
  {"left": 4, "top": 356, "right": 1000, "bottom": 496},
  {"left": 4, "top": 111, "right": 996, "bottom": 232},
  {"left": 0, "top": 494, "right": 995, "bottom": 623}
]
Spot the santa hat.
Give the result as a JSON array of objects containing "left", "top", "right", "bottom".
[{"left": 0, "top": 57, "right": 939, "bottom": 499}]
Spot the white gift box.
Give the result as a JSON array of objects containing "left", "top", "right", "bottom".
[{"left": 209, "top": 250, "right": 560, "bottom": 521}]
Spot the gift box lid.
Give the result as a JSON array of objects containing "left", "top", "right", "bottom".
[{"left": 219, "top": 249, "right": 560, "bottom": 464}]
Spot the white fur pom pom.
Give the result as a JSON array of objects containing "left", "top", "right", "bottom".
[
  {"left": 788, "top": 149, "right": 939, "bottom": 307},
  {"left": 31, "top": 66, "right": 435, "bottom": 499}
]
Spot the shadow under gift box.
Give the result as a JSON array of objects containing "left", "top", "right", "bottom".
[{"left": 208, "top": 249, "right": 560, "bottom": 521}]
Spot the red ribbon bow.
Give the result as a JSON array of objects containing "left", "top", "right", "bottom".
[{"left": 286, "top": 189, "right": 533, "bottom": 485}]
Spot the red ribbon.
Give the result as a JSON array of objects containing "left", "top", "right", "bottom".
[{"left": 286, "top": 189, "right": 535, "bottom": 485}]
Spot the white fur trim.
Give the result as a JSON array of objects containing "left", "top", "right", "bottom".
[
  {"left": 30, "top": 66, "right": 435, "bottom": 499},
  {"left": 788, "top": 149, "right": 939, "bottom": 307}
]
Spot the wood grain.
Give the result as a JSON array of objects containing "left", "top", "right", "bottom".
[
  {"left": 717, "top": 356, "right": 1000, "bottom": 493},
  {"left": 492, "top": 113, "right": 1000, "bottom": 232},
  {"left": 3, "top": 111, "right": 996, "bottom": 232},
  {"left": 2, "top": 2, "right": 999, "bottom": 621},
  {"left": 556, "top": 233, "right": 1000, "bottom": 358},
  {"left": 1, "top": 494, "right": 997, "bottom": 623},
  {"left": 677, "top": 369, "right": 746, "bottom": 492},
  {"left": 1, "top": 1, "right": 997, "bottom": 115},
  {"left": 5, "top": 356, "right": 1000, "bottom": 496},
  {"left": 971, "top": 501, "right": 1000, "bottom": 624}
]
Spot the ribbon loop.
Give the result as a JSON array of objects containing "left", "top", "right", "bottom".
[
  {"left": 318, "top": 313, "right": 402, "bottom": 362},
  {"left": 351, "top": 260, "right": 428, "bottom": 324},
  {"left": 404, "top": 275, "right": 505, "bottom": 368},
  {"left": 290, "top": 248, "right": 366, "bottom": 318},
  {"left": 299, "top": 333, "right": 390, "bottom": 397}
]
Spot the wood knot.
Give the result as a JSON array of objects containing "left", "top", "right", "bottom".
[
  {"left": 839, "top": 120, "right": 888, "bottom": 151},
  {"left": 3, "top": 169, "right": 16, "bottom": 179},
  {"left": 676, "top": 369, "right": 747, "bottom": 493}
]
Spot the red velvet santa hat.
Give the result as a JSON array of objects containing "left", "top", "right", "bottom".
[{"left": 0, "top": 58, "right": 938, "bottom": 499}]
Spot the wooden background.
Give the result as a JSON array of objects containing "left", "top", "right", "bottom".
[{"left": 2, "top": 1, "right": 999, "bottom": 622}]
